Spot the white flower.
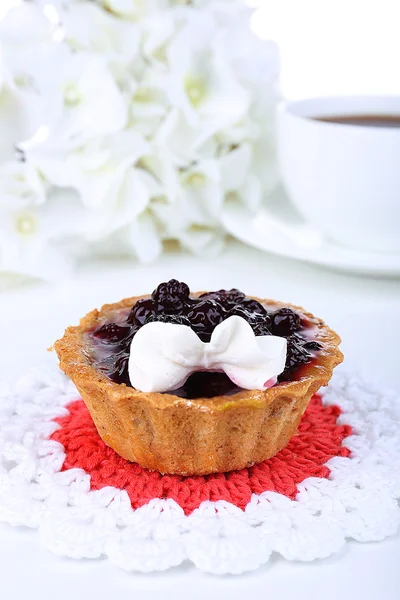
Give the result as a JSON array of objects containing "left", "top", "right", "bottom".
[
  {"left": 0, "top": 160, "right": 46, "bottom": 205},
  {"left": 177, "top": 224, "right": 225, "bottom": 256},
  {"left": 0, "top": 0, "right": 280, "bottom": 283},
  {"left": 99, "top": 0, "right": 169, "bottom": 20},
  {"left": 151, "top": 159, "right": 222, "bottom": 228},
  {"left": 129, "top": 79, "right": 170, "bottom": 138},
  {"left": 0, "top": 76, "right": 34, "bottom": 164},
  {"left": 179, "top": 159, "right": 223, "bottom": 224},
  {"left": 0, "top": 164, "right": 88, "bottom": 280},
  {"left": 89, "top": 209, "right": 162, "bottom": 263},
  {"left": 0, "top": 3, "right": 63, "bottom": 89},
  {"left": 62, "top": 3, "right": 140, "bottom": 68},
  {"left": 0, "top": 3, "right": 55, "bottom": 46},
  {"left": 190, "top": 0, "right": 241, "bottom": 8},
  {"left": 31, "top": 46, "right": 127, "bottom": 142},
  {"left": 0, "top": 42, "right": 41, "bottom": 161},
  {"left": 140, "top": 9, "right": 177, "bottom": 66},
  {"left": 220, "top": 143, "right": 262, "bottom": 214},
  {"left": 139, "top": 146, "right": 181, "bottom": 202},
  {"left": 126, "top": 210, "right": 162, "bottom": 262},
  {"left": 25, "top": 130, "right": 149, "bottom": 207},
  {"left": 86, "top": 162, "right": 160, "bottom": 242},
  {"left": 151, "top": 185, "right": 226, "bottom": 256},
  {"left": 165, "top": 11, "right": 250, "bottom": 133},
  {"left": 154, "top": 108, "right": 218, "bottom": 166},
  {"left": 24, "top": 130, "right": 161, "bottom": 254},
  {"left": 216, "top": 16, "right": 280, "bottom": 120},
  {"left": 150, "top": 156, "right": 226, "bottom": 255}
]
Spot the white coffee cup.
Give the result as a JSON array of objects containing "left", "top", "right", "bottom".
[{"left": 278, "top": 96, "right": 400, "bottom": 254}]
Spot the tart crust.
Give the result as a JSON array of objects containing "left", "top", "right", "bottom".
[{"left": 54, "top": 294, "right": 343, "bottom": 475}]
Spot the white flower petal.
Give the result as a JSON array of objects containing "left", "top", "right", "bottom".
[
  {"left": 0, "top": 186, "right": 87, "bottom": 281},
  {"left": 198, "top": 54, "right": 250, "bottom": 126},
  {"left": 150, "top": 157, "right": 223, "bottom": 233},
  {"left": 0, "top": 3, "right": 54, "bottom": 45},
  {"left": 126, "top": 210, "right": 162, "bottom": 263},
  {"left": 140, "top": 150, "right": 180, "bottom": 202},
  {"left": 141, "top": 11, "right": 176, "bottom": 64},
  {"left": 151, "top": 195, "right": 191, "bottom": 233},
  {"left": 39, "top": 187, "right": 91, "bottom": 238},
  {"left": 178, "top": 225, "right": 226, "bottom": 257},
  {"left": 166, "top": 11, "right": 250, "bottom": 132},
  {"left": 63, "top": 3, "right": 140, "bottom": 65},
  {"left": 0, "top": 161, "right": 46, "bottom": 206},
  {"left": 0, "top": 56, "right": 40, "bottom": 161},
  {"left": 181, "top": 160, "right": 223, "bottom": 222},
  {"left": 26, "top": 131, "right": 149, "bottom": 207},
  {"left": 88, "top": 209, "right": 162, "bottom": 263},
  {"left": 100, "top": 0, "right": 169, "bottom": 20},
  {"left": 87, "top": 167, "right": 154, "bottom": 239},
  {"left": 31, "top": 49, "right": 128, "bottom": 140}
]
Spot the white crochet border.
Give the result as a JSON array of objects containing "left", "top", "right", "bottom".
[{"left": 0, "top": 365, "right": 399, "bottom": 575}]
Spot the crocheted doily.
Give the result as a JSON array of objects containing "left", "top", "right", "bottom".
[{"left": 0, "top": 365, "right": 399, "bottom": 574}]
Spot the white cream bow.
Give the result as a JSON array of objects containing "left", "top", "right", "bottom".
[{"left": 128, "top": 315, "right": 287, "bottom": 393}]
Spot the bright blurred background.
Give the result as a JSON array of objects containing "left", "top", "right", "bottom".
[
  {"left": 251, "top": 0, "right": 400, "bottom": 99},
  {"left": 3, "top": 0, "right": 400, "bottom": 99}
]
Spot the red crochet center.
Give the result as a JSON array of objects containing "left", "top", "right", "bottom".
[{"left": 51, "top": 394, "right": 351, "bottom": 515}]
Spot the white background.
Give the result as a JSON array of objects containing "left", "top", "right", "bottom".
[{"left": 251, "top": 0, "right": 400, "bottom": 99}]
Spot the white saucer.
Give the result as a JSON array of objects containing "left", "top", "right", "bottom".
[{"left": 221, "top": 190, "right": 400, "bottom": 277}]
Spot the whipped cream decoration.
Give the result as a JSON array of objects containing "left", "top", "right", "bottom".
[{"left": 128, "top": 316, "right": 287, "bottom": 393}]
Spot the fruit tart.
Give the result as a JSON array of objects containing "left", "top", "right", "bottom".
[{"left": 55, "top": 280, "right": 343, "bottom": 475}]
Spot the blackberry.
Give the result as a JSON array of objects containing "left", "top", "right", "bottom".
[
  {"left": 186, "top": 299, "right": 226, "bottom": 342},
  {"left": 199, "top": 288, "right": 245, "bottom": 308},
  {"left": 271, "top": 307, "right": 301, "bottom": 337},
  {"left": 224, "top": 305, "right": 250, "bottom": 320},
  {"left": 250, "top": 314, "right": 272, "bottom": 336},
  {"left": 239, "top": 298, "right": 267, "bottom": 316},
  {"left": 151, "top": 279, "right": 190, "bottom": 314},
  {"left": 127, "top": 298, "right": 157, "bottom": 326},
  {"left": 279, "top": 337, "right": 311, "bottom": 381},
  {"left": 222, "top": 305, "right": 269, "bottom": 336}
]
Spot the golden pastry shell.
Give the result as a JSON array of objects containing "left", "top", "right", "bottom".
[{"left": 54, "top": 293, "right": 343, "bottom": 475}]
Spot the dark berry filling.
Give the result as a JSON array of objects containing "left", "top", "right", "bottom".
[
  {"left": 90, "top": 279, "right": 322, "bottom": 398},
  {"left": 271, "top": 307, "right": 301, "bottom": 337},
  {"left": 147, "top": 313, "right": 191, "bottom": 326},
  {"left": 151, "top": 279, "right": 191, "bottom": 313},
  {"left": 127, "top": 298, "right": 157, "bottom": 326},
  {"left": 173, "top": 372, "right": 240, "bottom": 399},
  {"left": 186, "top": 299, "right": 226, "bottom": 343}
]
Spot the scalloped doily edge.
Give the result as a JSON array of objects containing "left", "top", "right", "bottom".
[{"left": 0, "top": 364, "right": 399, "bottom": 574}]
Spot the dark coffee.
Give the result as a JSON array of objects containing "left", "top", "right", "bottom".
[{"left": 312, "top": 114, "right": 400, "bottom": 128}]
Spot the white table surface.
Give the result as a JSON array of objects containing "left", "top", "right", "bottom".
[{"left": 1, "top": 240, "right": 399, "bottom": 600}]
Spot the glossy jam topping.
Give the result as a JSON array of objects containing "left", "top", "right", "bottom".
[{"left": 89, "top": 280, "right": 322, "bottom": 398}]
